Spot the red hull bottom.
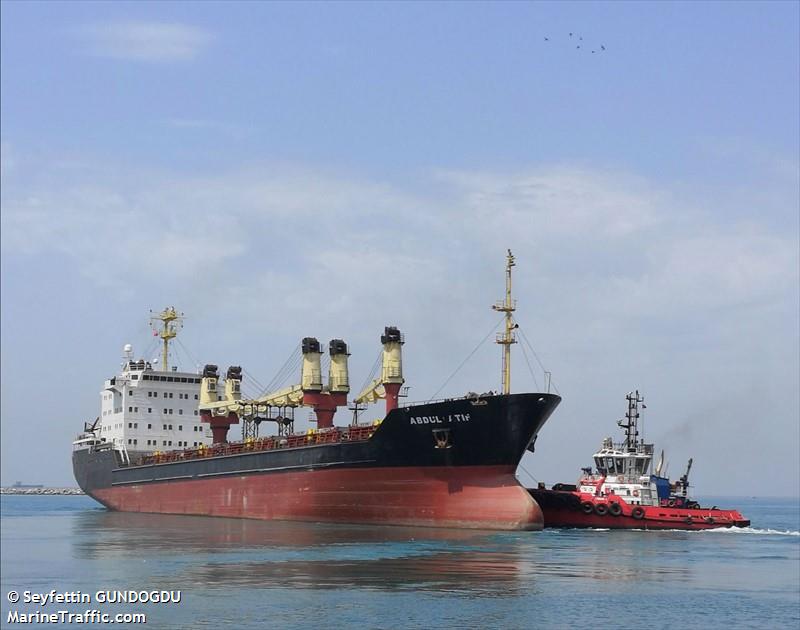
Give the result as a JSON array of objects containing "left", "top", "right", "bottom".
[
  {"left": 93, "top": 465, "right": 544, "bottom": 531},
  {"left": 541, "top": 507, "right": 748, "bottom": 530}
]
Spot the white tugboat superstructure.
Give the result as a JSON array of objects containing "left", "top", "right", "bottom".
[{"left": 576, "top": 391, "right": 678, "bottom": 507}]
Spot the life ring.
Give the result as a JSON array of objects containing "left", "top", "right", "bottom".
[
  {"left": 668, "top": 499, "right": 676, "bottom": 507},
  {"left": 632, "top": 489, "right": 639, "bottom": 497},
  {"left": 631, "top": 506, "right": 645, "bottom": 520},
  {"left": 594, "top": 503, "right": 608, "bottom": 516},
  {"left": 581, "top": 501, "right": 594, "bottom": 514},
  {"left": 608, "top": 502, "right": 623, "bottom": 516}
]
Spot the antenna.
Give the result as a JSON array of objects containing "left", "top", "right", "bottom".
[
  {"left": 492, "top": 250, "right": 517, "bottom": 395},
  {"left": 150, "top": 307, "right": 184, "bottom": 371}
]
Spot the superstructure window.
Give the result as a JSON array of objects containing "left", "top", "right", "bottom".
[
  {"left": 179, "top": 409, "right": 183, "bottom": 415},
  {"left": 178, "top": 425, "right": 183, "bottom": 431}
]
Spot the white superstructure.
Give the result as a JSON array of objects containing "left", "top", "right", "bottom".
[
  {"left": 97, "top": 356, "right": 212, "bottom": 456},
  {"left": 87, "top": 307, "right": 213, "bottom": 457}
]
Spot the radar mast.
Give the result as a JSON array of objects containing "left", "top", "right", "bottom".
[{"left": 150, "top": 307, "right": 183, "bottom": 371}]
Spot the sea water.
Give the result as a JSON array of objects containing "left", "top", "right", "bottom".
[{"left": 1, "top": 495, "right": 798, "bottom": 629}]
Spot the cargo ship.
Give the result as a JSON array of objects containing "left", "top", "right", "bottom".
[
  {"left": 528, "top": 391, "right": 749, "bottom": 530},
  {"left": 73, "top": 252, "right": 561, "bottom": 530}
]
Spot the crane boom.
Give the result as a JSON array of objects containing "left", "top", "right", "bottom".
[{"left": 354, "top": 378, "right": 386, "bottom": 405}]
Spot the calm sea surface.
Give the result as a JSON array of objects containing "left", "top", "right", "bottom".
[{"left": 1, "top": 495, "right": 798, "bottom": 629}]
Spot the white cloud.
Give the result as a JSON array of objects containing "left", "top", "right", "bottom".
[
  {"left": 3, "top": 160, "right": 795, "bottom": 322},
  {"left": 436, "top": 165, "right": 662, "bottom": 239},
  {"left": 79, "top": 21, "right": 213, "bottom": 62}
]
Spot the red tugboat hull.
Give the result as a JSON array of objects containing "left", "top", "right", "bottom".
[
  {"left": 93, "top": 465, "right": 543, "bottom": 530},
  {"left": 529, "top": 489, "right": 750, "bottom": 530}
]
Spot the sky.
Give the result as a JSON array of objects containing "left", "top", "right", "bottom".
[{"left": 1, "top": 1, "right": 798, "bottom": 496}]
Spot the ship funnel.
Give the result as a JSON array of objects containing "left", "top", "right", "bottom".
[
  {"left": 301, "top": 337, "right": 323, "bottom": 392},
  {"left": 200, "top": 364, "right": 220, "bottom": 405},
  {"left": 224, "top": 365, "right": 243, "bottom": 402},
  {"left": 328, "top": 339, "right": 350, "bottom": 393}
]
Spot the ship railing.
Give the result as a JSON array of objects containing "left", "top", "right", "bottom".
[
  {"left": 133, "top": 423, "right": 380, "bottom": 467},
  {"left": 400, "top": 394, "right": 490, "bottom": 408},
  {"left": 596, "top": 442, "right": 654, "bottom": 455},
  {"left": 400, "top": 398, "right": 451, "bottom": 407},
  {"left": 400, "top": 390, "right": 505, "bottom": 407}
]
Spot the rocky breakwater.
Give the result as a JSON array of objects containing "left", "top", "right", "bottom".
[{"left": 1, "top": 487, "right": 84, "bottom": 495}]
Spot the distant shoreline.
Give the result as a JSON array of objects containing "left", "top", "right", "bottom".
[{"left": 1, "top": 487, "right": 84, "bottom": 495}]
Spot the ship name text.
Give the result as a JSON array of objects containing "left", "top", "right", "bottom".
[{"left": 409, "top": 414, "right": 471, "bottom": 425}]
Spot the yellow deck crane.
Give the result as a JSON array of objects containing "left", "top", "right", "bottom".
[
  {"left": 352, "top": 326, "right": 405, "bottom": 415},
  {"left": 199, "top": 338, "right": 350, "bottom": 442}
]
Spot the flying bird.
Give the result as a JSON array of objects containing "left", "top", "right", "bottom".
[
  {"left": 569, "top": 32, "right": 573, "bottom": 37},
  {"left": 544, "top": 37, "right": 549, "bottom": 41},
  {"left": 601, "top": 45, "right": 606, "bottom": 51}
]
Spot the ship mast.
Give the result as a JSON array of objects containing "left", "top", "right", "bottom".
[
  {"left": 150, "top": 307, "right": 183, "bottom": 371},
  {"left": 492, "top": 250, "right": 517, "bottom": 395},
  {"left": 618, "top": 390, "right": 645, "bottom": 452}
]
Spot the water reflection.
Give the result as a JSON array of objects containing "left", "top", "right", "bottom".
[
  {"left": 70, "top": 511, "right": 697, "bottom": 595},
  {"left": 72, "top": 511, "right": 529, "bottom": 595},
  {"left": 72, "top": 511, "right": 492, "bottom": 554}
]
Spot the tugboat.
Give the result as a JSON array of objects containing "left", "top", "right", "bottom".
[{"left": 528, "top": 391, "right": 750, "bottom": 530}]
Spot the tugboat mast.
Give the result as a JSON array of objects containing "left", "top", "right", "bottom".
[
  {"left": 618, "top": 390, "right": 645, "bottom": 452},
  {"left": 492, "top": 250, "right": 517, "bottom": 395},
  {"left": 150, "top": 307, "right": 183, "bottom": 371}
]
